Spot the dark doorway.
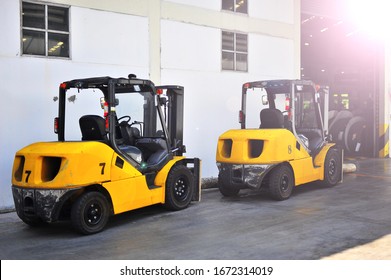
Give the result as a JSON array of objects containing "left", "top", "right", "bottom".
[{"left": 301, "top": 2, "right": 384, "bottom": 157}]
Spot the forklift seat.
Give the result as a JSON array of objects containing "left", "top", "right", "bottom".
[
  {"left": 260, "top": 108, "right": 284, "bottom": 129},
  {"left": 119, "top": 122, "right": 140, "bottom": 146},
  {"left": 79, "top": 115, "right": 108, "bottom": 141},
  {"left": 136, "top": 138, "right": 170, "bottom": 171},
  {"left": 297, "top": 128, "right": 324, "bottom": 154},
  {"left": 118, "top": 122, "right": 143, "bottom": 163}
]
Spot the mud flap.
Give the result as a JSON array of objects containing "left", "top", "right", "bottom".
[
  {"left": 339, "top": 148, "right": 344, "bottom": 183},
  {"left": 181, "top": 158, "right": 201, "bottom": 202}
]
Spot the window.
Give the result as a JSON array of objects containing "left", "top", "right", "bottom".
[
  {"left": 222, "top": 0, "right": 248, "bottom": 14},
  {"left": 222, "top": 31, "right": 248, "bottom": 71},
  {"left": 22, "top": 1, "right": 70, "bottom": 58}
]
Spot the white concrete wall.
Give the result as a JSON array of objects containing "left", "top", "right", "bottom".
[
  {"left": 71, "top": 8, "right": 149, "bottom": 66},
  {"left": 161, "top": 20, "right": 295, "bottom": 177},
  {"left": 0, "top": 0, "right": 300, "bottom": 210},
  {"left": 165, "top": 0, "right": 220, "bottom": 10},
  {"left": 250, "top": 0, "right": 294, "bottom": 24},
  {"left": 165, "top": 0, "right": 295, "bottom": 24},
  {"left": 0, "top": 1, "right": 149, "bottom": 210}
]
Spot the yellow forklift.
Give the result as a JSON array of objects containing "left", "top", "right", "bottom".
[
  {"left": 216, "top": 80, "right": 342, "bottom": 200},
  {"left": 11, "top": 74, "right": 200, "bottom": 234}
]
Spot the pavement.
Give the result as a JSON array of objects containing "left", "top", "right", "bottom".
[
  {"left": 323, "top": 158, "right": 391, "bottom": 260},
  {"left": 1, "top": 158, "right": 391, "bottom": 260},
  {"left": 323, "top": 233, "right": 391, "bottom": 259}
]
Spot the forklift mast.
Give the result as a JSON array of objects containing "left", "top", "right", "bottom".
[
  {"left": 317, "top": 85, "right": 330, "bottom": 137},
  {"left": 157, "top": 85, "right": 185, "bottom": 156}
]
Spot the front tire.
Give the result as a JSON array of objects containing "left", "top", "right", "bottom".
[
  {"left": 71, "top": 191, "right": 110, "bottom": 235},
  {"left": 268, "top": 165, "right": 294, "bottom": 201},
  {"left": 322, "top": 148, "right": 342, "bottom": 187},
  {"left": 164, "top": 165, "right": 194, "bottom": 210}
]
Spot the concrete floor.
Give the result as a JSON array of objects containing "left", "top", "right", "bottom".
[{"left": 1, "top": 158, "right": 391, "bottom": 260}]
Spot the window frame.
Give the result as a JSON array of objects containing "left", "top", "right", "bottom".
[
  {"left": 221, "top": 30, "right": 248, "bottom": 72},
  {"left": 221, "top": 0, "right": 248, "bottom": 14},
  {"left": 20, "top": 1, "right": 71, "bottom": 59}
]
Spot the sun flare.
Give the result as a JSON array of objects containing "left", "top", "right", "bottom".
[{"left": 347, "top": 0, "right": 391, "bottom": 41}]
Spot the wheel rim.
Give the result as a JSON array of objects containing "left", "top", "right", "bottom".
[
  {"left": 84, "top": 201, "right": 103, "bottom": 226},
  {"left": 174, "top": 176, "right": 189, "bottom": 201},
  {"left": 280, "top": 174, "right": 290, "bottom": 193},
  {"left": 328, "top": 158, "right": 337, "bottom": 178}
]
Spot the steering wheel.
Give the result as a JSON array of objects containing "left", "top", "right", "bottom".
[{"left": 118, "top": 115, "right": 131, "bottom": 123}]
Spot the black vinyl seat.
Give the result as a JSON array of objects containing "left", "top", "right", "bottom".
[
  {"left": 118, "top": 122, "right": 143, "bottom": 163},
  {"left": 296, "top": 128, "right": 324, "bottom": 154},
  {"left": 260, "top": 108, "right": 284, "bottom": 129},
  {"left": 119, "top": 145, "right": 143, "bottom": 163},
  {"left": 136, "top": 138, "right": 170, "bottom": 171},
  {"left": 119, "top": 122, "right": 140, "bottom": 146},
  {"left": 79, "top": 115, "right": 108, "bottom": 141}
]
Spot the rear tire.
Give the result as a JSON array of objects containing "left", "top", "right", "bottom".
[
  {"left": 322, "top": 148, "right": 341, "bottom": 187},
  {"left": 164, "top": 165, "right": 194, "bottom": 210},
  {"left": 218, "top": 173, "right": 240, "bottom": 197},
  {"left": 71, "top": 191, "right": 110, "bottom": 235},
  {"left": 268, "top": 165, "right": 294, "bottom": 201},
  {"left": 20, "top": 215, "right": 45, "bottom": 227}
]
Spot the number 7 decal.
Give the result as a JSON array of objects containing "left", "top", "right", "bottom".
[
  {"left": 99, "top": 163, "right": 106, "bottom": 175},
  {"left": 25, "top": 170, "right": 32, "bottom": 183}
]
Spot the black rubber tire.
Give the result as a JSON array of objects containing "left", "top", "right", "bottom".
[
  {"left": 164, "top": 165, "right": 194, "bottom": 211},
  {"left": 219, "top": 184, "right": 240, "bottom": 197},
  {"left": 268, "top": 165, "right": 294, "bottom": 201},
  {"left": 20, "top": 215, "right": 45, "bottom": 227},
  {"left": 71, "top": 191, "right": 110, "bottom": 235},
  {"left": 344, "top": 116, "right": 366, "bottom": 154},
  {"left": 322, "top": 148, "right": 341, "bottom": 187},
  {"left": 218, "top": 172, "right": 240, "bottom": 197}
]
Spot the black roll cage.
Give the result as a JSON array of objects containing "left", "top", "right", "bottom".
[
  {"left": 240, "top": 79, "right": 326, "bottom": 152},
  {"left": 57, "top": 75, "right": 185, "bottom": 171}
]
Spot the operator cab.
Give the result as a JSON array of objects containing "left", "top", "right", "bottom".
[
  {"left": 56, "top": 75, "right": 183, "bottom": 173},
  {"left": 240, "top": 80, "right": 327, "bottom": 156}
]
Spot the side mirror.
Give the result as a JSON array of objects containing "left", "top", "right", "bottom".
[
  {"left": 100, "top": 97, "right": 105, "bottom": 109},
  {"left": 262, "top": 95, "right": 269, "bottom": 105}
]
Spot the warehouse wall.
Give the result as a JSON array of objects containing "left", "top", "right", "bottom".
[
  {"left": 0, "top": 1, "right": 150, "bottom": 210},
  {"left": 160, "top": 21, "right": 295, "bottom": 177},
  {"left": 0, "top": 0, "right": 299, "bottom": 210}
]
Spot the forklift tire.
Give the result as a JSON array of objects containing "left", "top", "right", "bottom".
[
  {"left": 20, "top": 215, "right": 45, "bottom": 227},
  {"left": 219, "top": 184, "right": 240, "bottom": 197},
  {"left": 71, "top": 191, "right": 110, "bottom": 235},
  {"left": 164, "top": 165, "right": 194, "bottom": 211},
  {"left": 218, "top": 173, "right": 240, "bottom": 197},
  {"left": 322, "top": 148, "right": 341, "bottom": 187},
  {"left": 268, "top": 164, "right": 294, "bottom": 201}
]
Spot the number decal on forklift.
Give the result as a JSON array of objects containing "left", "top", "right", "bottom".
[
  {"left": 288, "top": 145, "right": 292, "bottom": 154},
  {"left": 99, "top": 163, "right": 106, "bottom": 175},
  {"left": 25, "top": 170, "right": 32, "bottom": 183}
]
